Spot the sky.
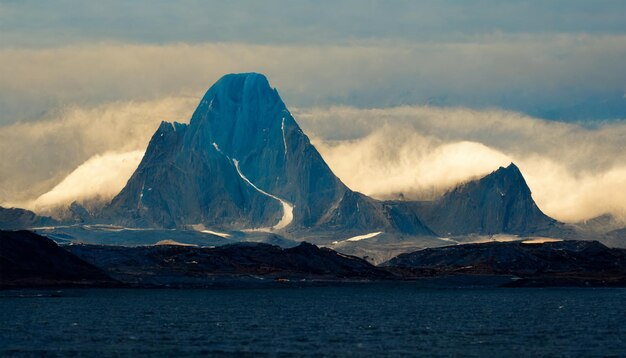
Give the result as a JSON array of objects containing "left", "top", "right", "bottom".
[{"left": 1, "top": 0, "right": 625, "bottom": 223}]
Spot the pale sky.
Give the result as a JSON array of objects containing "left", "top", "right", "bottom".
[{"left": 1, "top": 0, "right": 625, "bottom": 123}]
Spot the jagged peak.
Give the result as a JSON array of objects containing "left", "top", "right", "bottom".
[
  {"left": 487, "top": 162, "right": 528, "bottom": 186},
  {"left": 156, "top": 120, "right": 171, "bottom": 130},
  {"left": 494, "top": 162, "right": 522, "bottom": 176},
  {"left": 445, "top": 162, "right": 531, "bottom": 199},
  {"left": 488, "top": 163, "right": 529, "bottom": 188},
  {"left": 155, "top": 121, "right": 187, "bottom": 133}
]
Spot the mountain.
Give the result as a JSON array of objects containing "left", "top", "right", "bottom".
[
  {"left": 0, "top": 230, "right": 116, "bottom": 287},
  {"left": 0, "top": 206, "right": 58, "bottom": 230},
  {"left": 104, "top": 73, "right": 433, "bottom": 237},
  {"left": 66, "top": 242, "right": 392, "bottom": 286},
  {"left": 408, "top": 163, "right": 561, "bottom": 236}
]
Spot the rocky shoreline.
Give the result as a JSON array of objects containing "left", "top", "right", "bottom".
[{"left": 3, "top": 230, "right": 626, "bottom": 289}]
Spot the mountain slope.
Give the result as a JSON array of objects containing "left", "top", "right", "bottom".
[
  {"left": 104, "top": 120, "right": 282, "bottom": 229},
  {"left": 410, "top": 163, "right": 560, "bottom": 236}
]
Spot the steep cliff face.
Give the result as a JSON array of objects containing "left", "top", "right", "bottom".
[
  {"left": 182, "top": 73, "right": 394, "bottom": 231},
  {"left": 183, "top": 73, "right": 346, "bottom": 228},
  {"left": 105, "top": 120, "right": 281, "bottom": 229},
  {"left": 411, "top": 163, "right": 559, "bottom": 236}
]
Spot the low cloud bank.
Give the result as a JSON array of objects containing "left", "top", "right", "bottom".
[
  {"left": 29, "top": 151, "right": 144, "bottom": 213},
  {"left": 309, "top": 127, "right": 512, "bottom": 200},
  {"left": 1, "top": 98, "right": 624, "bottom": 224},
  {"left": 0, "top": 97, "right": 196, "bottom": 205},
  {"left": 296, "top": 106, "right": 626, "bottom": 223}
]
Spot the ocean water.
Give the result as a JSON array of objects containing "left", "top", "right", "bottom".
[{"left": 1, "top": 284, "right": 625, "bottom": 356}]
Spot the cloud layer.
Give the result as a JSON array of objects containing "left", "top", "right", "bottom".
[
  {"left": 296, "top": 106, "right": 626, "bottom": 223},
  {"left": 0, "top": 97, "right": 196, "bottom": 204},
  {"left": 2, "top": 97, "right": 624, "bottom": 224},
  {"left": 30, "top": 151, "right": 145, "bottom": 213}
]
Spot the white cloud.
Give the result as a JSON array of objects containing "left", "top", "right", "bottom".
[
  {"left": 297, "top": 106, "right": 626, "bottom": 223},
  {"left": 0, "top": 97, "right": 196, "bottom": 204},
  {"left": 310, "top": 126, "right": 512, "bottom": 200},
  {"left": 0, "top": 97, "right": 624, "bottom": 224},
  {"left": 28, "top": 151, "right": 144, "bottom": 213}
]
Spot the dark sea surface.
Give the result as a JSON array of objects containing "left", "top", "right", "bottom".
[{"left": 1, "top": 283, "right": 625, "bottom": 357}]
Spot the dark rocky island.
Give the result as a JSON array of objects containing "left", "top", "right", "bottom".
[
  {"left": 3, "top": 230, "right": 626, "bottom": 288},
  {"left": 384, "top": 240, "right": 626, "bottom": 287},
  {"left": 1, "top": 230, "right": 390, "bottom": 288},
  {"left": 65, "top": 241, "right": 392, "bottom": 287}
]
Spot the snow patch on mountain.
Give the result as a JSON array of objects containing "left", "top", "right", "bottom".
[
  {"left": 155, "top": 240, "right": 198, "bottom": 247},
  {"left": 200, "top": 229, "right": 231, "bottom": 239},
  {"left": 332, "top": 231, "right": 383, "bottom": 245},
  {"left": 346, "top": 231, "right": 383, "bottom": 242},
  {"left": 522, "top": 238, "right": 563, "bottom": 244},
  {"left": 281, "top": 117, "right": 288, "bottom": 157},
  {"left": 233, "top": 159, "right": 293, "bottom": 230}
]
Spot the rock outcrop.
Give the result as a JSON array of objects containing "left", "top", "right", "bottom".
[{"left": 0, "top": 230, "right": 116, "bottom": 287}]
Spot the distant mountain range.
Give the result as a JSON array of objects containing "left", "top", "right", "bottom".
[{"left": 0, "top": 73, "right": 623, "bottom": 253}]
